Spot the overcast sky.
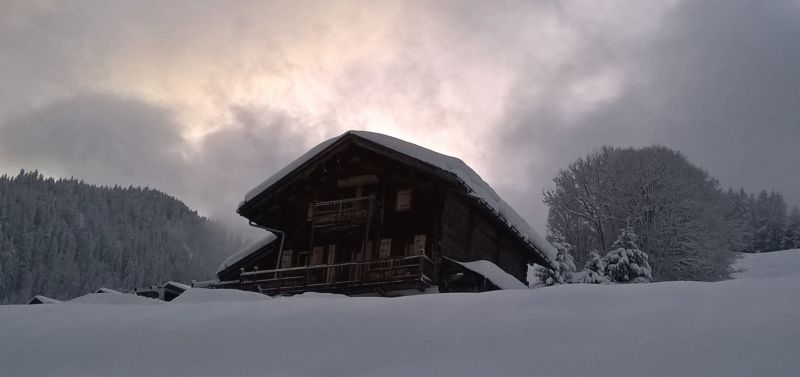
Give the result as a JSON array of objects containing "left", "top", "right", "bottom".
[{"left": 1, "top": 0, "right": 798, "bottom": 237}]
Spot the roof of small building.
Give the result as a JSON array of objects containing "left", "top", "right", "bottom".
[
  {"left": 216, "top": 233, "right": 278, "bottom": 275},
  {"left": 162, "top": 281, "right": 191, "bottom": 292},
  {"left": 94, "top": 288, "right": 123, "bottom": 295},
  {"left": 27, "top": 295, "right": 61, "bottom": 305},
  {"left": 240, "top": 130, "right": 556, "bottom": 266},
  {"left": 444, "top": 257, "right": 528, "bottom": 290}
]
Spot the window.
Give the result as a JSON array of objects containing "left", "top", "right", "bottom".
[
  {"left": 281, "top": 250, "right": 293, "bottom": 268},
  {"left": 310, "top": 247, "right": 324, "bottom": 266},
  {"left": 379, "top": 238, "right": 392, "bottom": 259},
  {"left": 360, "top": 240, "right": 373, "bottom": 261},
  {"left": 297, "top": 251, "right": 309, "bottom": 267},
  {"left": 405, "top": 234, "right": 427, "bottom": 256},
  {"left": 413, "top": 234, "right": 427, "bottom": 255},
  {"left": 395, "top": 189, "right": 413, "bottom": 211},
  {"left": 327, "top": 244, "right": 336, "bottom": 264}
]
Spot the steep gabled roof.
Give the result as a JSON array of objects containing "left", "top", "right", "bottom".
[{"left": 239, "top": 130, "right": 556, "bottom": 266}]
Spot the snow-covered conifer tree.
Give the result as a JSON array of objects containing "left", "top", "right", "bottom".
[
  {"left": 573, "top": 250, "right": 609, "bottom": 284},
  {"left": 784, "top": 206, "right": 800, "bottom": 250},
  {"left": 603, "top": 227, "right": 652, "bottom": 283},
  {"left": 535, "top": 241, "right": 576, "bottom": 286}
]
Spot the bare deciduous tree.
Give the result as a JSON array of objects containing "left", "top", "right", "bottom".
[{"left": 544, "top": 146, "right": 736, "bottom": 281}]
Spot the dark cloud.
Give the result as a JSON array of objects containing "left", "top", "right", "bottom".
[
  {"left": 0, "top": 0, "right": 798, "bottom": 237},
  {"left": 0, "top": 93, "right": 311, "bottom": 235},
  {"left": 0, "top": 93, "right": 188, "bottom": 194},
  {"left": 497, "top": 0, "right": 800, "bottom": 227},
  {"left": 190, "top": 106, "right": 310, "bottom": 233}
]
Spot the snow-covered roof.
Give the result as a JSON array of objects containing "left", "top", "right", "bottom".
[
  {"left": 27, "top": 295, "right": 61, "bottom": 305},
  {"left": 216, "top": 233, "right": 278, "bottom": 274},
  {"left": 69, "top": 292, "right": 163, "bottom": 305},
  {"left": 447, "top": 258, "right": 529, "bottom": 290},
  {"left": 94, "top": 288, "right": 123, "bottom": 295},
  {"left": 162, "top": 281, "right": 191, "bottom": 291},
  {"left": 241, "top": 130, "right": 556, "bottom": 264}
]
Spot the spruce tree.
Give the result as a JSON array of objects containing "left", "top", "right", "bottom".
[
  {"left": 784, "top": 207, "right": 800, "bottom": 250},
  {"left": 535, "top": 240, "right": 577, "bottom": 286},
  {"left": 603, "top": 227, "right": 652, "bottom": 283},
  {"left": 575, "top": 250, "right": 609, "bottom": 284}
]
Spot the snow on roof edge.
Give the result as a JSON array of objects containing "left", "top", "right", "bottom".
[
  {"left": 240, "top": 130, "right": 556, "bottom": 264},
  {"left": 162, "top": 281, "right": 191, "bottom": 291},
  {"left": 243, "top": 135, "right": 343, "bottom": 203},
  {"left": 28, "top": 295, "right": 61, "bottom": 304},
  {"left": 95, "top": 288, "right": 123, "bottom": 295},
  {"left": 216, "top": 233, "right": 278, "bottom": 275},
  {"left": 446, "top": 257, "right": 528, "bottom": 289}
]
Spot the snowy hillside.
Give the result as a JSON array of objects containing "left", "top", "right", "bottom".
[
  {"left": 1, "top": 251, "right": 799, "bottom": 377},
  {"left": 731, "top": 249, "right": 800, "bottom": 280}
]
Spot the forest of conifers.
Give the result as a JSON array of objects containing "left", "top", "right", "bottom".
[{"left": 0, "top": 170, "right": 243, "bottom": 303}]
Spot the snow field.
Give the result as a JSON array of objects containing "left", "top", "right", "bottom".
[{"left": 0, "top": 250, "right": 798, "bottom": 377}]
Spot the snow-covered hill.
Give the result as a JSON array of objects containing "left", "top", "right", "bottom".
[
  {"left": 731, "top": 249, "right": 800, "bottom": 280},
  {"left": 1, "top": 250, "right": 799, "bottom": 377}
]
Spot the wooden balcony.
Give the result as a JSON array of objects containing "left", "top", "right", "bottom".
[
  {"left": 216, "top": 255, "right": 436, "bottom": 296},
  {"left": 311, "top": 196, "right": 380, "bottom": 228}
]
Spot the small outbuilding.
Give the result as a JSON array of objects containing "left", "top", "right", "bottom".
[
  {"left": 134, "top": 281, "right": 192, "bottom": 302},
  {"left": 27, "top": 295, "right": 61, "bottom": 305}
]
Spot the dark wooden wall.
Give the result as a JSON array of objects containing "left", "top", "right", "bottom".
[
  {"left": 438, "top": 193, "right": 528, "bottom": 283},
  {"left": 249, "top": 143, "right": 443, "bottom": 267}
]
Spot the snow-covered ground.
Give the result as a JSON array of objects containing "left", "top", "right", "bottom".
[
  {"left": 731, "top": 249, "right": 800, "bottom": 280},
  {"left": 1, "top": 250, "right": 799, "bottom": 377}
]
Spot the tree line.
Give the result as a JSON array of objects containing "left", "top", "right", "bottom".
[
  {"left": 723, "top": 188, "right": 800, "bottom": 253},
  {"left": 543, "top": 146, "right": 797, "bottom": 282},
  {"left": 0, "top": 170, "right": 245, "bottom": 303}
]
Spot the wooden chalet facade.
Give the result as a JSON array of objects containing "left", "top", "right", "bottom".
[{"left": 215, "top": 131, "right": 555, "bottom": 296}]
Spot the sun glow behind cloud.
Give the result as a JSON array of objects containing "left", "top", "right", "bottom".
[
  {"left": 0, "top": 0, "right": 680, "bottom": 231},
  {"left": 78, "top": 1, "right": 545, "bottom": 177},
  {"left": 5, "top": 0, "right": 797, "bottom": 235}
]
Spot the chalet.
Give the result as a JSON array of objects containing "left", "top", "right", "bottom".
[{"left": 216, "top": 130, "right": 556, "bottom": 296}]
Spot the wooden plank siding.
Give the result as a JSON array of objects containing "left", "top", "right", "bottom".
[
  {"left": 439, "top": 193, "right": 472, "bottom": 262},
  {"left": 498, "top": 234, "right": 527, "bottom": 282},
  {"left": 438, "top": 192, "right": 529, "bottom": 283},
  {"left": 244, "top": 144, "right": 444, "bottom": 270}
]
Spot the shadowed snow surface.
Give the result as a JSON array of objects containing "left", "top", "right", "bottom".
[
  {"left": 731, "top": 249, "right": 800, "bottom": 280},
  {"left": 1, "top": 251, "right": 799, "bottom": 376},
  {"left": 171, "top": 288, "right": 271, "bottom": 303}
]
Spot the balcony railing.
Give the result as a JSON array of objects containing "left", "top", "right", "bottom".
[
  {"left": 311, "top": 196, "right": 380, "bottom": 227},
  {"left": 218, "top": 254, "right": 436, "bottom": 296}
]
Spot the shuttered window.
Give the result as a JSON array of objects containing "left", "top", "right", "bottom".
[{"left": 395, "top": 189, "right": 413, "bottom": 211}]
